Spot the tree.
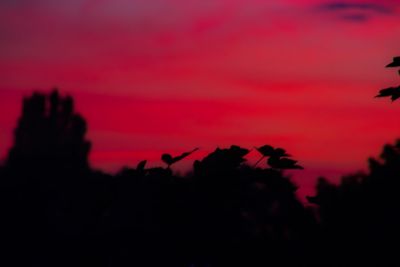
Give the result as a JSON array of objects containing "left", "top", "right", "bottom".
[{"left": 7, "top": 89, "right": 91, "bottom": 171}]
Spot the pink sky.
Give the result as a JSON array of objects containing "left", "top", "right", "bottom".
[{"left": 1, "top": 0, "right": 400, "bottom": 197}]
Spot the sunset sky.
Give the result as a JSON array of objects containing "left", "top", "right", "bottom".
[{"left": 1, "top": 0, "right": 400, "bottom": 196}]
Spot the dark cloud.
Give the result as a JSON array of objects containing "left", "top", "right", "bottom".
[
  {"left": 320, "top": 2, "right": 394, "bottom": 14},
  {"left": 316, "top": 1, "right": 396, "bottom": 23}
]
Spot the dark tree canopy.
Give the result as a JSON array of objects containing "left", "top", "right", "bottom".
[
  {"left": 1, "top": 87, "right": 400, "bottom": 266},
  {"left": 7, "top": 89, "right": 91, "bottom": 171}
]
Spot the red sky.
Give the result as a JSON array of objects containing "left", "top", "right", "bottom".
[{"left": 1, "top": 0, "right": 400, "bottom": 197}]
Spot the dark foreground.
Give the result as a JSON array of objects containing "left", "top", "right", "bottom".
[{"left": 1, "top": 90, "right": 400, "bottom": 266}]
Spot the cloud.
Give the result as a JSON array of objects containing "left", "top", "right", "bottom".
[
  {"left": 316, "top": 1, "right": 397, "bottom": 22},
  {"left": 319, "top": 2, "right": 394, "bottom": 14}
]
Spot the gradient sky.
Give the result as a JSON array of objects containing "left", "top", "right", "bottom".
[{"left": 1, "top": 0, "right": 400, "bottom": 197}]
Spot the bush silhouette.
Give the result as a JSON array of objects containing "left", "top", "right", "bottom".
[
  {"left": 0, "top": 90, "right": 319, "bottom": 266},
  {"left": 2, "top": 88, "right": 400, "bottom": 266}
]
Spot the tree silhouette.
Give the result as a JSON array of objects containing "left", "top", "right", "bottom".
[
  {"left": 1, "top": 90, "right": 110, "bottom": 266},
  {"left": 4, "top": 84, "right": 400, "bottom": 266},
  {"left": 0, "top": 90, "right": 320, "bottom": 266},
  {"left": 7, "top": 89, "right": 91, "bottom": 171},
  {"left": 307, "top": 139, "right": 400, "bottom": 266}
]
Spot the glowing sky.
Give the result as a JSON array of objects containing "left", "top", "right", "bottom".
[{"left": 1, "top": 0, "right": 400, "bottom": 196}]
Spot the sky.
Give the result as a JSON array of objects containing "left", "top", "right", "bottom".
[{"left": 1, "top": 0, "right": 400, "bottom": 197}]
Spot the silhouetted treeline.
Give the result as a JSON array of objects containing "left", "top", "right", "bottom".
[
  {"left": 1, "top": 90, "right": 400, "bottom": 266},
  {"left": 308, "top": 141, "right": 400, "bottom": 266}
]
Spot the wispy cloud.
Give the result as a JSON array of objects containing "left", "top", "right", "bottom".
[
  {"left": 320, "top": 2, "right": 394, "bottom": 14},
  {"left": 317, "top": 1, "right": 396, "bottom": 22}
]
